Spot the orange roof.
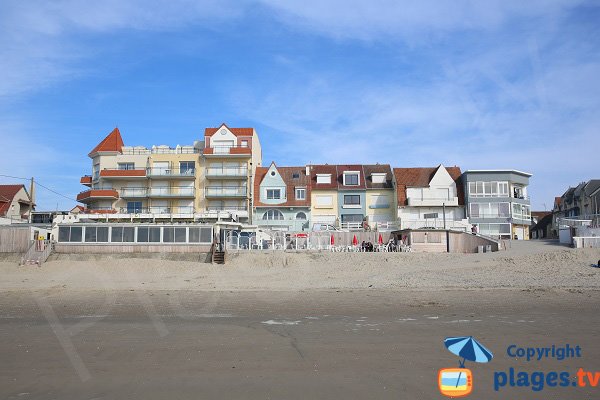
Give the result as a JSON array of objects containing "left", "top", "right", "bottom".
[
  {"left": 254, "top": 165, "right": 311, "bottom": 207},
  {"left": 89, "top": 127, "right": 124, "bottom": 156},
  {"left": 0, "top": 184, "right": 27, "bottom": 216},
  {"left": 393, "top": 165, "right": 464, "bottom": 206},
  {"left": 204, "top": 123, "right": 254, "bottom": 137}
]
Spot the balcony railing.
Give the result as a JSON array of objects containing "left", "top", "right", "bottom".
[
  {"left": 80, "top": 175, "right": 92, "bottom": 186},
  {"left": 120, "top": 188, "right": 148, "bottom": 198},
  {"left": 205, "top": 187, "right": 247, "bottom": 197},
  {"left": 148, "top": 187, "right": 196, "bottom": 197},
  {"left": 118, "top": 206, "right": 195, "bottom": 214},
  {"left": 204, "top": 146, "right": 251, "bottom": 156},
  {"left": 205, "top": 206, "right": 248, "bottom": 211},
  {"left": 76, "top": 189, "right": 119, "bottom": 203},
  {"left": 147, "top": 168, "right": 196, "bottom": 178},
  {"left": 100, "top": 168, "right": 147, "bottom": 178},
  {"left": 407, "top": 196, "right": 459, "bottom": 207},
  {"left": 205, "top": 167, "right": 248, "bottom": 178}
]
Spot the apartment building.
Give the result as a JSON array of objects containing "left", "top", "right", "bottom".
[
  {"left": 253, "top": 163, "right": 311, "bottom": 231},
  {"left": 463, "top": 169, "right": 532, "bottom": 239},
  {"left": 77, "top": 124, "right": 261, "bottom": 223},
  {"left": 393, "top": 165, "right": 467, "bottom": 230},
  {"left": 552, "top": 179, "right": 600, "bottom": 232},
  {"left": 363, "top": 164, "right": 396, "bottom": 228}
]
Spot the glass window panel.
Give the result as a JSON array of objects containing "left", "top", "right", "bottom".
[
  {"left": 137, "top": 227, "right": 149, "bottom": 242},
  {"left": 123, "top": 227, "right": 134, "bottom": 242},
  {"left": 149, "top": 227, "right": 161, "bottom": 242},
  {"left": 175, "top": 228, "right": 186, "bottom": 243},
  {"left": 85, "top": 227, "right": 97, "bottom": 242},
  {"left": 469, "top": 182, "right": 476, "bottom": 195},
  {"left": 59, "top": 227, "right": 70, "bottom": 242},
  {"left": 200, "top": 227, "right": 212, "bottom": 243},
  {"left": 70, "top": 227, "right": 82, "bottom": 242},
  {"left": 189, "top": 228, "right": 200, "bottom": 243},
  {"left": 470, "top": 203, "right": 479, "bottom": 217},
  {"left": 163, "top": 227, "right": 174, "bottom": 243},
  {"left": 476, "top": 182, "right": 483, "bottom": 194},
  {"left": 499, "top": 203, "right": 510, "bottom": 217},
  {"left": 97, "top": 227, "right": 109, "bottom": 242},
  {"left": 112, "top": 227, "right": 123, "bottom": 242}
]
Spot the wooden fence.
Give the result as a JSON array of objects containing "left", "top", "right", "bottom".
[{"left": 0, "top": 227, "right": 31, "bottom": 253}]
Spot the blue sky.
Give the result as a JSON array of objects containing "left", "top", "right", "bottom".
[{"left": 0, "top": 0, "right": 599, "bottom": 211}]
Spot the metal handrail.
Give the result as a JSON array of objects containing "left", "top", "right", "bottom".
[{"left": 147, "top": 168, "right": 196, "bottom": 177}]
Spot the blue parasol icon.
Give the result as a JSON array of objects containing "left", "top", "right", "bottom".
[{"left": 444, "top": 336, "right": 493, "bottom": 388}]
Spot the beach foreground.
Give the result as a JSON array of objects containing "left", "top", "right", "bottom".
[{"left": 1, "top": 240, "right": 599, "bottom": 399}]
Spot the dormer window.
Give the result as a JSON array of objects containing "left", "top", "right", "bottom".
[
  {"left": 343, "top": 172, "right": 360, "bottom": 186},
  {"left": 371, "top": 173, "right": 386, "bottom": 184},
  {"left": 292, "top": 172, "right": 300, "bottom": 179},
  {"left": 266, "top": 189, "right": 281, "bottom": 200},
  {"left": 316, "top": 174, "right": 331, "bottom": 184}
]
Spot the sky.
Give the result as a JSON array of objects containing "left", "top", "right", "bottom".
[{"left": 0, "top": 0, "right": 598, "bottom": 211}]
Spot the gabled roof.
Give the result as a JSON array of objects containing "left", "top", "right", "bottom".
[
  {"left": 393, "top": 165, "right": 464, "bottom": 206},
  {"left": 0, "top": 184, "right": 28, "bottom": 216},
  {"left": 204, "top": 123, "right": 254, "bottom": 137},
  {"left": 89, "top": 127, "right": 124, "bottom": 156},
  {"left": 583, "top": 180, "right": 600, "bottom": 196},
  {"left": 363, "top": 164, "right": 394, "bottom": 189},
  {"left": 254, "top": 164, "right": 311, "bottom": 207}
]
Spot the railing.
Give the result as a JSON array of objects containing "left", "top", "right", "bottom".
[
  {"left": 120, "top": 187, "right": 148, "bottom": 197},
  {"left": 470, "top": 213, "right": 512, "bottom": 219},
  {"left": 205, "top": 167, "right": 248, "bottom": 177},
  {"left": 147, "top": 168, "right": 196, "bottom": 177},
  {"left": 205, "top": 187, "right": 247, "bottom": 197},
  {"left": 121, "top": 147, "right": 200, "bottom": 155},
  {"left": 400, "top": 219, "right": 470, "bottom": 231},
  {"left": 205, "top": 145, "right": 251, "bottom": 155},
  {"left": 21, "top": 240, "right": 53, "bottom": 266},
  {"left": 118, "top": 206, "right": 195, "bottom": 214},
  {"left": 206, "top": 206, "right": 248, "bottom": 211},
  {"left": 340, "top": 222, "right": 363, "bottom": 231},
  {"left": 573, "top": 237, "right": 600, "bottom": 248},
  {"left": 148, "top": 187, "right": 195, "bottom": 197}
]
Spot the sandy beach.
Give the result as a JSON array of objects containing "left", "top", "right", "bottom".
[{"left": 1, "top": 240, "right": 598, "bottom": 292}]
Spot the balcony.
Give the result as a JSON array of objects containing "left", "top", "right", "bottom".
[
  {"left": 99, "top": 168, "right": 147, "bottom": 179},
  {"left": 146, "top": 167, "right": 196, "bottom": 179},
  {"left": 206, "top": 205, "right": 248, "bottom": 211},
  {"left": 80, "top": 175, "right": 92, "bottom": 186},
  {"left": 203, "top": 146, "right": 252, "bottom": 157},
  {"left": 76, "top": 189, "right": 119, "bottom": 203},
  {"left": 118, "top": 206, "right": 195, "bottom": 215},
  {"left": 407, "top": 196, "right": 459, "bottom": 207},
  {"left": 120, "top": 187, "right": 148, "bottom": 198},
  {"left": 148, "top": 187, "right": 196, "bottom": 198},
  {"left": 205, "top": 167, "right": 248, "bottom": 179},
  {"left": 205, "top": 186, "right": 247, "bottom": 198}
]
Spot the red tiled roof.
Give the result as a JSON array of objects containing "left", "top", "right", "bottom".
[
  {"left": 254, "top": 165, "right": 311, "bottom": 207},
  {"left": 336, "top": 165, "right": 367, "bottom": 190},
  {"left": 89, "top": 127, "right": 124, "bottom": 156},
  {"left": 309, "top": 164, "right": 338, "bottom": 190},
  {"left": 363, "top": 164, "right": 394, "bottom": 189},
  {"left": 204, "top": 123, "right": 254, "bottom": 137},
  {"left": 393, "top": 165, "right": 464, "bottom": 206},
  {"left": 0, "top": 184, "right": 26, "bottom": 216}
]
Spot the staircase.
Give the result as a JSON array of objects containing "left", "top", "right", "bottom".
[
  {"left": 211, "top": 243, "right": 225, "bottom": 264},
  {"left": 21, "top": 240, "right": 53, "bottom": 266}
]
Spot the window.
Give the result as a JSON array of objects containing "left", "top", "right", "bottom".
[
  {"left": 296, "top": 212, "right": 307, "bottom": 220},
  {"left": 163, "top": 227, "right": 187, "bottom": 243},
  {"left": 84, "top": 226, "right": 109, "bottom": 243},
  {"left": 58, "top": 226, "right": 82, "bottom": 242},
  {"left": 118, "top": 163, "right": 135, "bottom": 170},
  {"left": 111, "top": 226, "right": 135, "bottom": 242},
  {"left": 137, "top": 227, "right": 160, "bottom": 242},
  {"left": 295, "top": 187, "right": 306, "bottom": 200},
  {"left": 371, "top": 173, "right": 386, "bottom": 184},
  {"left": 266, "top": 189, "right": 281, "bottom": 200},
  {"left": 189, "top": 227, "right": 212, "bottom": 243},
  {"left": 315, "top": 195, "right": 333, "bottom": 207},
  {"left": 241, "top": 140, "right": 248, "bottom": 147},
  {"left": 469, "top": 181, "right": 510, "bottom": 198},
  {"left": 498, "top": 182, "right": 509, "bottom": 196},
  {"left": 292, "top": 172, "right": 300, "bottom": 179},
  {"left": 470, "top": 203, "right": 480, "bottom": 218},
  {"left": 344, "top": 172, "right": 359, "bottom": 186},
  {"left": 316, "top": 174, "right": 331, "bottom": 184},
  {"left": 263, "top": 209, "right": 284, "bottom": 220},
  {"left": 179, "top": 161, "right": 195, "bottom": 175},
  {"left": 344, "top": 195, "right": 361, "bottom": 205},
  {"left": 127, "top": 201, "right": 143, "bottom": 213}
]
